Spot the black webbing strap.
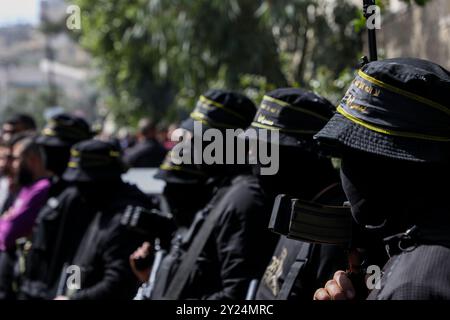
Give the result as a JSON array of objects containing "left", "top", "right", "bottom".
[
  {"left": 276, "top": 242, "right": 311, "bottom": 300},
  {"left": 163, "top": 185, "right": 231, "bottom": 300}
]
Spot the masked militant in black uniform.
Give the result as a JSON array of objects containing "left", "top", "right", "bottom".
[
  {"left": 242, "top": 89, "right": 348, "bottom": 300},
  {"left": 314, "top": 58, "right": 450, "bottom": 300},
  {"left": 20, "top": 114, "right": 94, "bottom": 300},
  {"left": 55, "top": 140, "right": 172, "bottom": 300},
  {"left": 131, "top": 145, "right": 213, "bottom": 300},
  {"left": 148, "top": 89, "right": 279, "bottom": 300}
]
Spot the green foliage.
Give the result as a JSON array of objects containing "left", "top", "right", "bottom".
[{"left": 72, "top": 0, "right": 367, "bottom": 125}]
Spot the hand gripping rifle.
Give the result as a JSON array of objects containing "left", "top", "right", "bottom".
[{"left": 268, "top": 195, "right": 371, "bottom": 299}]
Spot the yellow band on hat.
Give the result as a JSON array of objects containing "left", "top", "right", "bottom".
[
  {"left": 263, "top": 95, "right": 330, "bottom": 122},
  {"left": 358, "top": 70, "right": 450, "bottom": 117},
  {"left": 199, "top": 95, "right": 225, "bottom": 109},
  {"left": 251, "top": 121, "right": 318, "bottom": 134},
  {"left": 71, "top": 149, "right": 80, "bottom": 157},
  {"left": 199, "top": 95, "right": 246, "bottom": 121},
  {"left": 160, "top": 163, "right": 206, "bottom": 176},
  {"left": 42, "top": 128, "right": 56, "bottom": 137},
  {"left": 337, "top": 105, "right": 450, "bottom": 142},
  {"left": 68, "top": 161, "right": 78, "bottom": 168},
  {"left": 190, "top": 111, "right": 241, "bottom": 129},
  {"left": 160, "top": 163, "right": 183, "bottom": 171},
  {"left": 70, "top": 149, "right": 119, "bottom": 159}
]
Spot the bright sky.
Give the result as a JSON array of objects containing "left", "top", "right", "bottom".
[{"left": 0, "top": 0, "right": 40, "bottom": 26}]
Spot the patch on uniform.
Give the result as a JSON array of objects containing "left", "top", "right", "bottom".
[{"left": 262, "top": 247, "right": 288, "bottom": 297}]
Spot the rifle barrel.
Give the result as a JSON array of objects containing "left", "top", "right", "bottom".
[
  {"left": 367, "top": 28, "right": 378, "bottom": 62},
  {"left": 363, "top": 0, "right": 378, "bottom": 62}
]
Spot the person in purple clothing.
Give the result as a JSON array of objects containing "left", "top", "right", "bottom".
[
  {"left": 0, "top": 135, "right": 51, "bottom": 299},
  {"left": 0, "top": 135, "right": 51, "bottom": 250}
]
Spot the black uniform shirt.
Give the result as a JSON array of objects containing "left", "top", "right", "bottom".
[
  {"left": 153, "top": 174, "right": 279, "bottom": 300},
  {"left": 21, "top": 186, "right": 94, "bottom": 299},
  {"left": 368, "top": 245, "right": 450, "bottom": 300},
  {"left": 69, "top": 184, "right": 159, "bottom": 300}
]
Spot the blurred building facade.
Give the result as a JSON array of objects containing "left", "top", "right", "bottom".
[
  {"left": 0, "top": 0, "right": 95, "bottom": 124},
  {"left": 364, "top": 0, "right": 450, "bottom": 68}
]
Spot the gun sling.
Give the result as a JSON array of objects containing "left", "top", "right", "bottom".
[
  {"left": 163, "top": 185, "right": 231, "bottom": 300},
  {"left": 276, "top": 242, "right": 311, "bottom": 300}
]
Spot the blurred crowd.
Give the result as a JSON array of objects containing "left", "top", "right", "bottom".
[{"left": 0, "top": 112, "right": 174, "bottom": 299}]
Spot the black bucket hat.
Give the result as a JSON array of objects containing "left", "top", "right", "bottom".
[
  {"left": 62, "top": 139, "right": 127, "bottom": 182},
  {"left": 180, "top": 89, "right": 256, "bottom": 133},
  {"left": 154, "top": 151, "right": 208, "bottom": 185},
  {"left": 36, "top": 114, "right": 93, "bottom": 147},
  {"left": 245, "top": 88, "right": 334, "bottom": 148},
  {"left": 315, "top": 58, "right": 450, "bottom": 163}
]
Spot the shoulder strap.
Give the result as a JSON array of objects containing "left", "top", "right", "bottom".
[
  {"left": 163, "top": 185, "right": 230, "bottom": 300},
  {"left": 276, "top": 242, "right": 312, "bottom": 300},
  {"left": 276, "top": 184, "right": 343, "bottom": 300},
  {"left": 135, "top": 246, "right": 167, "bottom": 300},
  {"left": 311, "top": 182, "right": 340, "bottom": 202}
]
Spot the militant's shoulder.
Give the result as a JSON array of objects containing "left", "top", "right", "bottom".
[
  {"left": 44, "top": 186, "right": 81, "bottom": 210},
  {"left": 107, "top": 184, "right": 165, "bottom": 228},
  {"left": 370, "top": 245, "right": 450, "bottom": 300},
  {"left": 226, "top": 174, "right": 264, "bottom": 199},
  {"left": 215, "top": 174, "right": 267, "bottom": 216},
  {"left": 36, "top": 186, "right": 82, "bottom": 223},
  {"left": 118, "top": 182, "right": 158, "bottom": 209},
  {"left": 56, "top": 185, "right": 81, "bottom": 200}
]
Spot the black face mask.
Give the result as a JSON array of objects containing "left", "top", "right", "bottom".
[
  {"left": 194, "top": 136, "right": 251, "bottom": 177},
  {"left": 256, "top": 145, "right": 338, "bottom": 198},
  {"left": 17, "top": 162, "right": 34, "bottom": 186},
  {"left": 76, "top": 180, "right": 122, "bottom": 209},
  {"left": 43, "top": 146, "right": 71, "bottom": 177},
  {"left": 163, "top": 182, "right": 211, "bottom": 227},
  {"left": 340, "top": 150, "right": 422, "bottom": 232}
]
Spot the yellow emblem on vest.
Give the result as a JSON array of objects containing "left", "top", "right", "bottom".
[{"left": 262, "top": 247, "right": 288, "bottom": 297}]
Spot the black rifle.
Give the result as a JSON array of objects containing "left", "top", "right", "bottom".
[
  {"left": 120, "top": 205, "right": 175, "bottom": 244},
  {"left": 362, "top": 0, "right": 378, "bottom": 63},
  {"left": 269, "top": 194, "right": 353, "bottom": 246},
  {"left": 268, "top": 196, "right": 370, "bottom": 299}
]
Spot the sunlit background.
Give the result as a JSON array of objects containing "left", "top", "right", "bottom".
[
  {"left": 0, "top": 0, "right": 449, "bottom": 135},
  {"left": 0, "top": 0, "right": 40, "bottom": 26}
]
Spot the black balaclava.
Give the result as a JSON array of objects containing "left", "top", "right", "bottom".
[
  {"left": 17, "top": 161, "right": 34, "bottom": 187},
  {"left": 195, "top": 136, "right": 252, "bottom": 180},
  {"left": 42, "top": 145, "right": 71, "bottom": 177},
  {"left": 256, "top": 145, "right": 338, "bottom": 200},
  {"left": 340, "top": 148, "right": 450, "bottom": 239},
  {"left": 75, "top": 178, "right": 123, "bottom": 210},
  {"left": 163, "top": 182, "right": 212, "bottom": 227}
]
